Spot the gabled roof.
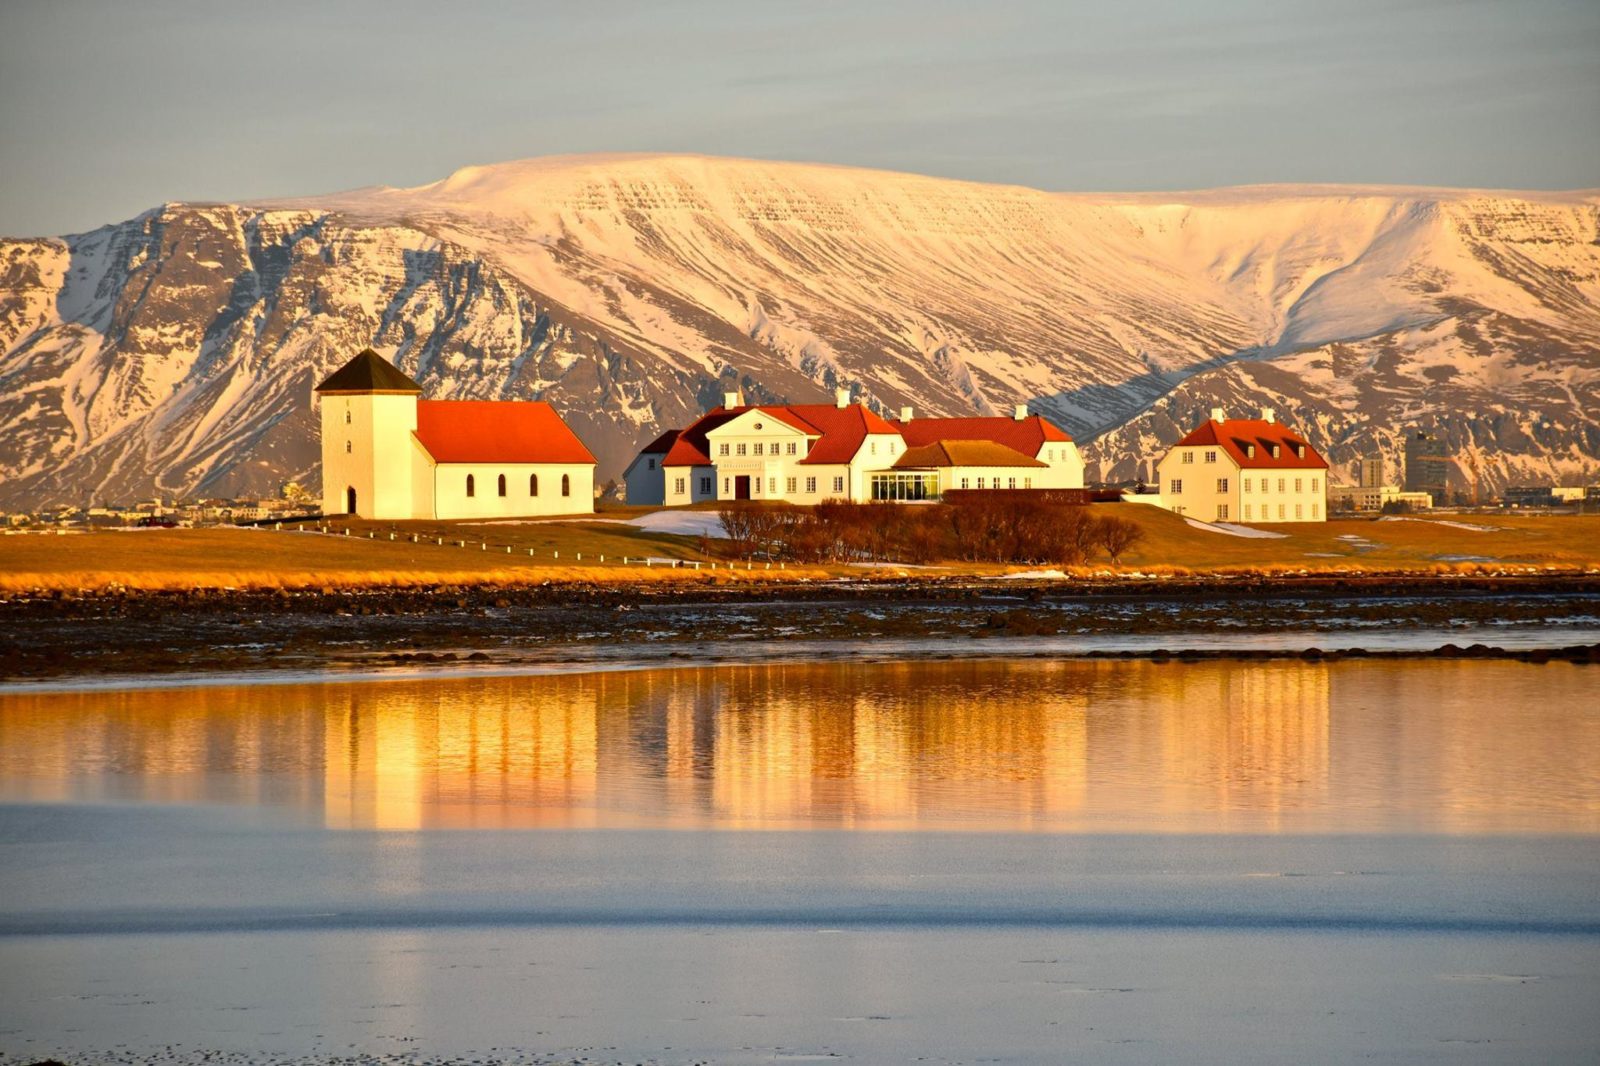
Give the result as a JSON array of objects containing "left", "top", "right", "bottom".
[
  {"left": 894, "top": 440, "right": 1048, "bottom": 469},
  {"left": 638, "top": 429, "right": 681, "bottom": 455},
  {"left": 315, "top": 349, "right": 422, "bottom": 394},
  {"left": 414, "top": 400, "right": 596, "bottom": 465},
  {"left": 892, "top": 415, "right": 1072, "bottom": 455},
  {"left": 782, "top": 404, "right": 900, "bottom": 464},
  {"left": 1175, "top": 419, "right": 1328, "bottom": 470},
  {"left": 661, "top": 409, "right": 742, "bottom": 467}
]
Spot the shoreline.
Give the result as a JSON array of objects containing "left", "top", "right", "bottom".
[{"left": 2, "top": 574, "right": 1597, "bottom": 684}]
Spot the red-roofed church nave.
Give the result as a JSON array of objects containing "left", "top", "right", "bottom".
[
  {"left": 624, "top": 389, "right": 1083, "bottom": 505},
  {"left": 315, "top": 349, "right": 597, "bottom": 519}
]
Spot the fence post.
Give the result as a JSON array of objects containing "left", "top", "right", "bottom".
[
  {"left": 576, "top": 552, "right": 582, "bottom": 561},
  {"left": 553, "top": 550, "right": 559, "bottom": 560}
]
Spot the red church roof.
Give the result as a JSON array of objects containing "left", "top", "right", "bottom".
[
  {"left": 414, "top": 400, "right": 596, "bottom": 465},
  {"left": 1175, "top": 419, "right": 1327, "bottom": 470}
]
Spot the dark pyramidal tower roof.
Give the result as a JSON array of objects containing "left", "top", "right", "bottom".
[{"left": 315, "top": 348, "right": 422, "bottom": 394}]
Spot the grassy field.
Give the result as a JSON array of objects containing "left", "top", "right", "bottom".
[{"left": 0, "top": 507, "right": 1594, "bottom": 592}]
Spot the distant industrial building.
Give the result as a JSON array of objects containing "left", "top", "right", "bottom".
[
  {"left": 1404, "top": 431, "right": 1450, "bottom": 501},
  {"left": 1358, "top": 457, "right": 1384, "bottom": 489}
]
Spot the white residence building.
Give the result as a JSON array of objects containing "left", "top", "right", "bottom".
[
  {"left": 1152, "top": 408, "right": 1329, "bottom": 523},
  {"left": 315, "top": 349, "right": 597, "bottom": 519},
  {"left": 623, "top": 390, "right": 1083, "bottom": 506}
]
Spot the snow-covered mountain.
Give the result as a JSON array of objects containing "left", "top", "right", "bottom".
[{"left": 2, "top": 153, "right": 1597, "bottom": 508}]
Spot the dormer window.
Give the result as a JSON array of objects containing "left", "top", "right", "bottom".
[
  {"left": 1294, "top": 443, "right": 1305, "bottom": 458},
  {"left": 1246, "top": 445, "right": 1256, "bottom": 459},
  {"left": 1271, "top": 445, "right": 1280, "bottom": 458}
]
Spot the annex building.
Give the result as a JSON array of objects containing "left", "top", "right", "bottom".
[
  {"left": 315, "top": 349, "right": 596, "bottom": 520},
  {"left": 1152, "top": 408, "right": 1329, "bottom": 523},
  {"left": 624, "top": 390, "right": 1083, "bottom": 506}
]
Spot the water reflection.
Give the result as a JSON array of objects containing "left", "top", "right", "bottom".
[{"left": 0, "top": 660, "right": 1594, "bottom": 832}]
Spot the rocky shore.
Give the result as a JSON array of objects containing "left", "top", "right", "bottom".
[{"left": 1, "top": 574, "right": 1596, "bottom": 682}]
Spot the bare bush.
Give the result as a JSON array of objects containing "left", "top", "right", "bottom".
[{"left": 1094, "top": 514, "right": 1144, "bottom": 564}]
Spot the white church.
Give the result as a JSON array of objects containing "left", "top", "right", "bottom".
[{"left": 315, "top": 348, "right": 597, "bottom": 520}]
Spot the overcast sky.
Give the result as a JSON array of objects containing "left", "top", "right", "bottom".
[{"left": 1, "top": 0, "right": 1596, "bottom": 235}]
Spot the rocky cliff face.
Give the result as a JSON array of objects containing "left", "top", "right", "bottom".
[{"left": 1, "top": 154, "right": 1596, "bottom": 508}]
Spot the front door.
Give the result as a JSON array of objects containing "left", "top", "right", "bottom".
[
  {"left": 346, "top": 486, "right": 357, "bottom": 515},
  {"left": 734, "top": 476, "right": 751, "bottom": 500}
]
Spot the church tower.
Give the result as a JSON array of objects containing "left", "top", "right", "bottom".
[{"left": 314, "top": 349, "right": 423, "bottom": 518}]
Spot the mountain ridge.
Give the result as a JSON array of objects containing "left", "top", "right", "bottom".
[{"left": 1, "top": 153, "right": 1596, "bottom": 508}]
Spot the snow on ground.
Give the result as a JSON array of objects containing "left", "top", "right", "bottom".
[
  {"left": 998, "top": 569, "right": 1069, "bottom": 579},
  {"left": 1183, "top": 518, "right": 1289, "bottom": 539},
  {"left": 626, "top": 511, "right": 726, "bottom": 538},
  {"left": 1379, "top": 516, "right": 1500, "bottom": 532}
]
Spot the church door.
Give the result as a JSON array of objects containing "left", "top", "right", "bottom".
[{"left": 346, "top": 486, "right": 357, "bottom": 515}]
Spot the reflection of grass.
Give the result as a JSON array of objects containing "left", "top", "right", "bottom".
[{"left": 1, "top": 510, "right": 1595, "bottom": 592}]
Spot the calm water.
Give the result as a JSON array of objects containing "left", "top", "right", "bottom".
[{"left": 2, "top": 659, "right": 1598, "bottom": 1063}]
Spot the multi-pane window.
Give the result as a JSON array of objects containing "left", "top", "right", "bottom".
[
  {"left": 1244, "top": 504, "right": 1253, "bottom": 520},
  {"left": 1008, "top": 477, "right": 1017, "bottom": 489},
  {"left": 1277, "top": 478, "right": 1286, "bottom": 492},
  {"left": 753, "top": 442, "right": 764, "bottom": 456},
  {"left": 961, "top": 478, "right": 970, "bottom": 489},
  {"left": 768, "top": 478, "right": 776, "bottom": 494},
  {"left": 1204, "top": 451, "right": 1217, "bottom": 463},
  {"left": 786, "top": 477, "right": 797, "bottom": 494},
  {"left": 1217, "top": 504, "right": 1229, "bottom": 520},
  {"left": 870, "top": 442, "right": 878, "bottom": 455},
  {"left": 718, "top": 444, "right": 729, "bottom": 457},
  {"left": 833, "top": 477, "right": 844, "bottom": 493},
  {"left": 1181, "top": 452, "right": 1194, "bottom": 464},
  {"left": 1025, "top": 478, "right": 1033, "bottom": 488},
  {"left": 1243, "top": 478, "right": 1252, "bottom": 493},
  {"left": 805, "top": 477, "right": 817, "bottom": 493},
  {"left": 674, "top": 477, "right": 685, "bottom": 495},
  {"left": 787, "top": 442, "right": 797, "bottom": 456},
  {"left": 1217, "top": 478, "right": 1229, "bottom": 492},
  {"left": 977, "top": 478, "right": 986, "bottom": 489},
  {"left": 723, "top": 478, "right": 731, "bottom": 494},
  {"left": 737, "top": 443, "right": 747, "bottom": 456},
  {"left": 1296, "top": 504, "right": 1304, "bottom": 519},
  {"left": 1295, "top": 478, "right": 1303, "bottom": 493},
  {"left": 1312, "top": 502, "right": 1320, "bottom": 518},
  {"left": 648, "top": 458, "right": 656, "bottom": 469},
  {"left": 1312, "top": 478, "right": 1320, "bottom": 492},
  {"left": 1170, "top": 478, "right": 1183, "bottom": 494},
  {"left": 345, "top": 441, "right": 352, "bottom": 453},
  {"left": 700, "top": 477, "right": 712, "bottom": 494},
  {"left": 1277, "top": 503, "right": 1285, "bottom": 519}
]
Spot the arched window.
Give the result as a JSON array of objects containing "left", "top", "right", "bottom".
[
  {"left": 529, "top": 473, "right": 539, "bottom": 496},
  {"left": 561, "top": 474, "right": 571, "bottom": 497},
  {"left": 497, "top": 474, "right": 507, "bottom": 497},
  {"left": 344, "top": 410, "right": 351, "bottom": 424},
  {"left": 345, "top": 440, "right": 351, "bottom": 454},
  {"left": 466, "top": 474, "right": 476, "bottom": 498}
]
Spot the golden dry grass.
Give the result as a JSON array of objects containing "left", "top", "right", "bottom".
[{"left": 1, "top": 508, "right": 1594, "bottom": 593}]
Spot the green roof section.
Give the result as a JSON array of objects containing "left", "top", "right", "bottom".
[{"left": 314, "top": 348, "right": 422, "bottom": 394}]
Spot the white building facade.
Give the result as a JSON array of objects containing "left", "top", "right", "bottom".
[
  {"left": 316, "top": 349, "right": 596, "bottom": 520},
  {"left": 1153, "top": 408, "right": 1329, "bottom": 523},
  {"left": 625, "top": 391, "right": 1083, "bottom": 506}
]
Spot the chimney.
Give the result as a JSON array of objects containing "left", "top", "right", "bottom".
[
  {"left": 900, "top": 406, "right": 914, "bottom": 422},
  {"left": 1261, "top": 407, "right": 1276, "bottom": 424},
  {"left": 1013, "top": 403, "right": 1028, "bottom": 421},
  {"left": 1209, "top": 407, "right": 1226, "bottom": 423},
  {"left": 835, "top": 388, "right": 850, "bottom": 409},
  {"left": 722, "top": 390, "right": 742, "bottom": 410}
]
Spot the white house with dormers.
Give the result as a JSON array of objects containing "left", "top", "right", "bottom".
[
  {"left": 316, "top": 349, "right": 596, "bottom": 520},
  {"left": 624, "top": 389, "right": 1082, "bottom": 505},
  {"left": 1153, "top": 407, "right": 1328, "bottom": 523}
]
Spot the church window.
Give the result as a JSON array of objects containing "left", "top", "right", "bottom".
[
  {"left": 497, "top": 474, "right": 507, "bottom": 497},
  {"left": 466, "top": 474, "right": 476, "bottom": 498},
  {"left": 561, "top": 474, "right": 571, "bottom": 497},
  {"left": 344, "top": 411, "right": 351, "bottom": 424},
  {"left": 530, "top": 474, "right": 539, "bottom": 496},
  {"left": 345, "top": 441, "right": 351, "bottom": 454}
]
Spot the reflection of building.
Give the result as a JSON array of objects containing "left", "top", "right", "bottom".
[{"left": 1403, "top": 430, "right": 1450, "bottom": 500}]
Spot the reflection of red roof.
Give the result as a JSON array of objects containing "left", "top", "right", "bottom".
[
  {"left": 1175, "top": 419, "right": 1327, "bottom": 470},
  {"left": 415, "top": 400, "right": 596, "bottom": 465},
  {"left": 894, "top": 441, "right": 1047, "bottom": 469},
  {"left": 893, "top": 415, "right": 1072, "bottom": 456}
]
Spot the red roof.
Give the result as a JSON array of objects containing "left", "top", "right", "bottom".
[
  {"left": 638, "top": 429, "right": 681, "bottom": 455},
  {"left": 661, "top": 403, "right": 901, "bottom": 466},
  {"left": 894, "top": 440, "right": 1047, "bottom": 469},
  {"left": 893, "top": 415, "right": 1072, "bottom": 455},
  {"left": 414, "top": 400, "right": 596, "bottom": 465},
  {"left": 1175, "top": 419, "right": 1327, "bottom": 470},
  {"left": 660, "top": 409, "right": 741, "bottom": 467}
]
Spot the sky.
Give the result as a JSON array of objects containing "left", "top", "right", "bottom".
[{"left": 1, "top": 0, "right": 1596, "bottom": 236}]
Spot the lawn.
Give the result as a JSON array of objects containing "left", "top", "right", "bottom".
[{"left": 0, "top": 508, "right": 1593, "bottom": 593}]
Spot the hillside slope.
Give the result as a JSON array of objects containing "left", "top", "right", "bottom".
[{"left": 1, "top": 154, "right": 1596, "bottom": 507}]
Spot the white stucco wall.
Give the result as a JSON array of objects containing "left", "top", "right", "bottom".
[
  {"left": 430, "top": 464, "right": 595, "bottom": 519},
  {"left": 1156, "top": 445, "right": 1326, "bottom": 523},
  {"left": 320, "top": 392, "right": 419, "bottom": 519}
]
